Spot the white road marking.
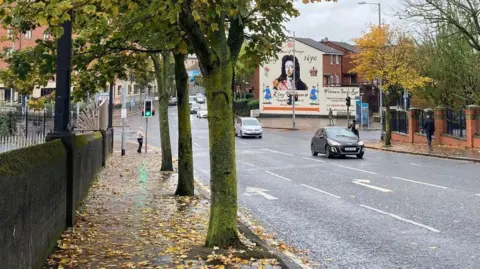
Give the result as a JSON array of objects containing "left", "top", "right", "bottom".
[
  {"left": 475, "top": 194, "right": 480, "bottom": 196},
  {"left": 360, "top": 204, "right": 440, "bottom": 233},
  {"left": 409, "top": 163, "right": 422, "bottom": 166},
  {"left": 172, "top": 124, "right": 177, "bottom": 128},
  {"left": 245, "top": 187, "right": 278, "bottom": 200},
  {"left": 265, "top": 171, "right": 292, "bottom": 181},
  {"left": 337, "top": 165, "right": 378, "bottom": 175},
  {"left": 352, "top": 179, "right": 392, "bottom": 193},
  {"left": 302, "top": 157, "right": 325, "bottom": 163},
  {"left": 193, "top": 142, "right": 202, "bottom": 148},
  {"left": 375, "top": 157, "right": 383, "bottom": 159},
  {"left": 239, "top": 161, "right": 256, "bottom": 167},
  {"left": 392, "top": 176, "right": 448, "bottom": 189},
  {"left": 300, "top": 184, "right": 341, "bottom": 199},
  {"left": 236, "top": 140, "right": 247, "bottom": 145},
  {"left": 263, "top": 149, "right": 294, "bottom": 156}
]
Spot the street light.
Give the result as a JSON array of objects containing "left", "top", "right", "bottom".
[{"left": 358, "top": 1, "right": 383, "bottom": 139}]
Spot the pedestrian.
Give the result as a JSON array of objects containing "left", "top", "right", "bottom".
[
  {"left": 137, "top": 127, "right": 144, "bottom": 153},
  {"left": 351, "top": 119, "right": 359, "bottom": 138},
  {"left": 328, "top": 108, "right": 334, "bottom": 126},
  {"left": 423, "top": 114, "right": 435, "bottom": 149}
]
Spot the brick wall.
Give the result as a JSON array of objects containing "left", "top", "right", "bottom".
[
  {"left": 0, "top": 140, "right": 67, "bottom": 269},
  {"left": 322, "top": 54, "right": 342, "bottom": 86},
  {"left": 0, "top": 26, "right": 49, "bottom": 69}
]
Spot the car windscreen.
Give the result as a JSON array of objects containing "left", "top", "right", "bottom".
[
  {"left": 326, "top": 128, "right": 357, "bottom": 138},
  {"left": 242, "top": 119, "right": 260, "bottom": 126}
]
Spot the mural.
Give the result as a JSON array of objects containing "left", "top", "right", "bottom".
[{"left": 259, "top": 39, "right": 359, "bottom": 116}]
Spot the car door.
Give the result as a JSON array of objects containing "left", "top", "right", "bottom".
[
  {"left": 317, "top": 129, "right": 327, "bottom": 153},
  {"left": 312, "top": 129, "right": 323, "bottom": 152}
]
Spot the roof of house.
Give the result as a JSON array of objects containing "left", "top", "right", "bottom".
[
  {"left": 327, "top": 41, "right": 360, "bottom": 53},
  {"left": 295, "top": 37, "right": 343, "bottom": 55}
]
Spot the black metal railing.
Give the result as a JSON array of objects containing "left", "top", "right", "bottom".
[
  {"left": 382, "top": 109, "right": 408, "bottom": 134},
  {"left": 446, "top": 108, "right": 466, "bottom": 138},
  {"left": 0, "top": 111, "right": 54, "bottom": 138}
]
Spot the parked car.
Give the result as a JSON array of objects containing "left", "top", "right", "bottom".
[
  {"left": 311, "top": 127, "right": 364, "bottom": 159},
  {"left": 197, "top": 105, "right": 208, "bottom": 118},
  {"left": 195, "top": 93, "right": 206, "bottom": 103},
  {"left": 168, "top": 97, "right": 177, "bottom": 106},
  {"left": 234, "top": 117, "right": 263, "bottom": 138},
  {"left": 190, "top": 102, "right": 200, "bottom": 114}
]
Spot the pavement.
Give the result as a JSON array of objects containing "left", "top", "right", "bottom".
[
  {"left": 44, "top": 141, "right": 284, "bottom": 269},
  {"left": 258, "top": 117, "right": 381, "bottom": 131},
  {"left": 367, "top": 141, "right": 480, "bottom": 162},
  {"left": 116, "top": 107, "right": 480, "bottom": 269}
]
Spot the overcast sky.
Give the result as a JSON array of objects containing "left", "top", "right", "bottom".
[{"left": 287, "top": 0, "right": 403, "bottom": 44}]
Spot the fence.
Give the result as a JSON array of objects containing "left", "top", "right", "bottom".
[
  {"left": 0, "top": 134, "right": 46, "bottom": 153},
  {"left": 446, "top": 108, "right": 466, "bottom": 138},
  {"left": 383, "top": 109, "right": 408, "bottom": 134}
]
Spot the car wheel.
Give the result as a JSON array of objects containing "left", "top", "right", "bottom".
[
  {"left": 325, "top": 145, "right": 332, "bottom": 159},
  {"left": 311, "top": 144, "right": 318, "bottom": 156},
  {"left": 356, "top": 153, "right": 364, "bottom": 159},
  {"left": 259, "top": 135, "right": 262, "bottom": 139}
]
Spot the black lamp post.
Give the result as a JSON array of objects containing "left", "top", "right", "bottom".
[{"left": 52, "top": 13, "right": 73, "bottom": 133}]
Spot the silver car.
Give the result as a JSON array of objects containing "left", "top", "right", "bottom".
[
  {"left": 197, "top": 105, "right": 208, "bottom": 118},
  {"left": 235, "top": 117, "right": 263, "bottom": 138}
]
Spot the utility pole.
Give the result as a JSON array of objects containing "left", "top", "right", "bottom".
[
  {"left": 292, "top": 31, "right": 296, "bottom": 130},
  {"left": 108, "top": 82, "right": 114, "bottom": 129},
  {"left": 121, "top": 80, "right": 127, "bottom": 156}
]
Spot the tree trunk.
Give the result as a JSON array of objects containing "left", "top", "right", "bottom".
[
  {"left": 385, "top": 105, "right": 392, "bottom": 146},
  {"left": 174, "top": 52, "right": 194, "bottom": 196},
  {"left": 204, "top": 61, "right": 240, "bottom": 248},
  {"left": 151, "top": 53, "right": 174, "bottom": 171}
]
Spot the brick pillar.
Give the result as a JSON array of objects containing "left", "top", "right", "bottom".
[
  {"left": 465, "top": 105, "right": 479, "bottom": 148},
  {"left": 408, "top": 107, "right": 419, "bottom": 143},
  {"left": 434, "top": 107, "right": 446, "bottom": 145}
]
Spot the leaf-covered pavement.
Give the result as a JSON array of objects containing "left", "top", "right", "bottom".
[{"left": 43, "top": 143, "right": 284, "bottom": 269}]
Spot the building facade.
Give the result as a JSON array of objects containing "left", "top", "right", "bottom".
[{"left": 257, "top": 38, "right": 359, "bottom": 116}]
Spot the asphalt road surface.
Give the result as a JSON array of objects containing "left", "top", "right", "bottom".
[{"left": 115, "top": 107, "right": 480, "bottom": 269}]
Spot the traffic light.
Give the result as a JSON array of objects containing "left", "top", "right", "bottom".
[
  {"left": 346, "top": 96, "right": 351, "bottom": 107},
  {"left": 144, "top": 100, "right": 152, "bottom": 117}
]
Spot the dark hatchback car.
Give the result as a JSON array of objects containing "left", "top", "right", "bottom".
[{"left": 311, "top": 127, "right": 365, "bottom": 159}]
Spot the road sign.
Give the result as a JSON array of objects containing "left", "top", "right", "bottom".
[{"left": 245, "top": 187, "right": 278, "bottom": 200}]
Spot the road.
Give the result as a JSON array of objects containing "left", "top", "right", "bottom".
[{"left": 115, "top": 107, "right": 480, "bottom": 269}]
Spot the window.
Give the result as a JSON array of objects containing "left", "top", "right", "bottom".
[
  {"left": 336, "top": 55, "right": 340, "bottom": 65},
  {"left": 25, "top": 30, "right": 32, "bottom": 39},
  {"left": 117, "top": 85, "right": 122, "bottom": 96},
  {"left": 330, "top": 55, "right": 334, "bottom": 64},
  {"left": 6, "top": 29, "right": 12, "bottom": 39},
  {"left": 128, "top": 85, "right": 132, "bottom": 94},
  {"left": 329, "top": 75, "right": 334, "bottom": 86},
  {"left": 134, "top": 85, "right": 140, "bottom": 94},
  {"left": 41, "top": 88, "right": 54, "bottom": 96},
  {"left": 351, "top": 75, "right": 357, "bottom": 84},
  {"left": 43, "top": 32, "right": 49, "bottom": 40},
  {"left": 335, "top": 75, "right": 340, "bottom": 85}
]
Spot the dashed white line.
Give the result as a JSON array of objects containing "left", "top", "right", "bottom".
[
  {"left": 265, "top": 171, "right": 292, "bottom": 181},
  {"left": 409, "top": 163, "right": 422, "bottom": 166},
  {"left": 193, "top": 142, "right": 202, "bottom": 148},
  {"left": 392, "top": 177, "right": 448, "bottom": 189},
  {"left": 236, "top": 140, "right": 247, "bottom": 145},
  {"left": 360, "top": 204, "right": 440, "bottom": 233},
  {"left": 475, "top": 194, "right": 480, "bottom": 196},
  {"left": 337, "top": 165, "right": 378, "bottom": 175},
  {"left": 302, "top": 157, "right": 325, "bottom": 163},
  {"left": 239, "top": 161, "right": 256, "bottom": 167},
  {"left": 301, "top": 184, "right": 341, "bottom": 199},
  {"left": 263, "top": 149, "right": 294, "bottom": 156},
  {"left": 375, "top": 157, "right": 383, "bottom": 159}
]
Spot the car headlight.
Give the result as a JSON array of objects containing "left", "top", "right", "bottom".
[
  {"left": 358, "top": 141, "right": 364, "bottom": 146},
  {"left": 327, "top": 139, "right": 340, "bottom": 146}
]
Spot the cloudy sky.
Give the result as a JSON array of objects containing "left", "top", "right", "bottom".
[{"left": 287, "top": 0, "right": 403, "bottom": 44}]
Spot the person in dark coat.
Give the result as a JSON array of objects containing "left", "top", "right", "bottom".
[{"left": 423, "top": 114, "right": 435, "bottom": 148}]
